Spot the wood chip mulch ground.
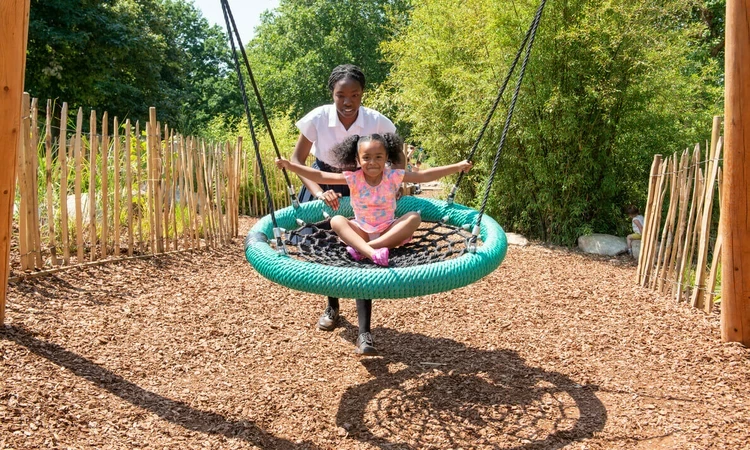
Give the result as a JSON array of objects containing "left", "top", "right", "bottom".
[{"left": 2, "top": 216, "right": 749, "bottom": 450}]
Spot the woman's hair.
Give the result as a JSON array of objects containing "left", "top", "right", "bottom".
[
  {"left": 327, "top": 64, "right": 366, "bottom": 92},
  {"left": 331, "top": 133, "right": 404, "bottom": 170},
  {"left": 626, "top": 205, "right": 640, "bottom": 216}
]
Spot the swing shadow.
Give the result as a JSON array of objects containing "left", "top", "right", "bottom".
[
  {"left": 1, "top": 325, "right": 318, "bottom": 450},
  {"left": 335, "top": 327, "right": 608, "bottom": 449}
]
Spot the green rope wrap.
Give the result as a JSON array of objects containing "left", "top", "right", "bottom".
[{"left": 245, "top": 196, "right": 507, "bottom": 299}]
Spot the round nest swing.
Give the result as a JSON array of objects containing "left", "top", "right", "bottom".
[{"left": 245, "top": 196, "right": 507, "bottom": 299}]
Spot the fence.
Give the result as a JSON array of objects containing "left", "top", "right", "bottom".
[
  {"left": 636, "top": 116, "right": 723, "bottom": 313},
  {"left": 11, "top": 94, "right": 257, "bottom": 278}
]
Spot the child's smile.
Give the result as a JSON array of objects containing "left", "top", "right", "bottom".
[{"left": 357, "top": 141, "right": 388, "bottom": 185}]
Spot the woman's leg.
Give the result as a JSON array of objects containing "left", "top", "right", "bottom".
[
  {"left": 355, "top": 299, "right": 377, "bottom": 355},
  {"left": 368, "top": 212, "right": 421, "bottom": 249}
]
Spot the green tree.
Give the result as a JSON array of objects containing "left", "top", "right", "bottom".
[
  {"left": 376, "top": 0, "right": 723, "bottom": 244},
  {"left": 245, "top": 0, "right": 412, "bottom": 120},
  {"left": 25, "top": 0, "right": 238, "bottom": 135}
]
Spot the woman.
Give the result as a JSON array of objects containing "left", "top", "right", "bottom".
[{"left": 291, "top": 64, "right": 396, "bottom": 355}]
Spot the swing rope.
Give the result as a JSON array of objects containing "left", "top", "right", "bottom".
[
  {"left": 220, "top": 0, "right": 300, "bottom": 250},
  {"left": 448, "top": 0, "right": 547, "bottom": 250}
]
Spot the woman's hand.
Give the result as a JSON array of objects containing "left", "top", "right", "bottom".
[
  {"left": 275, "top": 157, "right": 291, "bottom": 170},
  {"left": 316, "top": 189, "right": 342, "bottom": 210}
]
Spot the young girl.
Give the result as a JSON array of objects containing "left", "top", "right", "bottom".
[{"left": 276, "top": 133, "right": 472, "bottom": 267}]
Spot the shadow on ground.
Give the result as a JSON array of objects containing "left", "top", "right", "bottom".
[
  {"left": 3, "top": 324, "right": 606, "bottom": 449},
  {"left": 336, "top": 326, "right": 608, "bottom": 449}
]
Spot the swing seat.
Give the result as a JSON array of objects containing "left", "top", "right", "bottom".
[{"left": 244, "top": 196, "right": 508, "bottom": 299}]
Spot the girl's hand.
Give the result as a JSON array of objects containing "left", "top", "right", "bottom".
[
  {"left": 458, "top": 160, "right": 473, "bottom": 173},
  {"left": 275, "top": 157, "right": 291, "bottom": 170},
  {"left": 317, "top": 189, "right": 342, "bottom": 210}
]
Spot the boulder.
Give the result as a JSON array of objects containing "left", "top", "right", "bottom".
[
  {"left": 577, "top": 233, "right": 628, "bottom": 256},
  {"left": 632, "top": 239, "right": 641, "bottom": 260},
  {"left": 505, "top": 232, "right": 529, "bottom": 247}
]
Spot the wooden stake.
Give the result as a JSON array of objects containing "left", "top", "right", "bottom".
[
  {"left": 29, "top": 98, "right": 42, "bottom": 269},
  {"left": 113, "top": 117, "right": 121, "bottom": 256},
  {"left": 125, "top": 119, "right": 133, "bottom": 256},
  {"left": 692, "top": 129, "right": 723, "bottom": 309},
  {"left": 0, "top": 0, "right": 31, "bottom": 323},
  {"left": 17, "top": 94, "right": 31, "bottom": 272},
  {"left": 74, "top": 108, "right": 84, "bottom": 263},
  {"left": 721, "top": 0, "right": 750, "bottom": 344},
  {"left": 59, "top": 102, "right": 70, "bottom": 265},
  {"left": 44, "top": 99, "right": 58, "bottom": 265},
  {"left": 89, "top": 110, "right": 98, "bottom": 261},
  {"left": 101, "top": 112, "right": 109, "bottom": 258}
]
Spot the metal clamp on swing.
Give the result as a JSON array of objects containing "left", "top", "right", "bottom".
[
  {"left": 288, "top": 186, "right": 300, "bottom": 209},
  {"left": 446, "top": 185, "right": 459, "bottom": 205},
  {"left": 467, "top": 225, "right": 481, "bottom": 253},
  {"left": 273, "top": 227, "right": 287, "bottom": 254}
]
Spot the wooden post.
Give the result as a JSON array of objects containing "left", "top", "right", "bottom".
[
  {"left": 59, "top": 102, "right": 70, "bottom": 265},
  {"left": 721, "top": 0, "right": 750, "bottom": 344},
  {"left": 0, "top": 0, "right": 31, "bottom": 324}
]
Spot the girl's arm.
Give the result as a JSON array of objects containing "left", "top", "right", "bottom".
[
  {"left": 403, "top": 160, "right": 472, "bottom": 184},
  {"left": 275, "top": 157, "right": 347, "bottom": 185}
]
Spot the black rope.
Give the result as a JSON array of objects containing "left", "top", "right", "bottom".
[
  {"left": 220, "top": 0, "right": 282, "bottom": 242},
  {"left": 448, "top": 2, "right": 540, "bottom": 203},
  {"left": 473, "top": 0, "right": 547, "bottom": 236},
  {"left": 470, "top": 0, "right": 547, "bottom": 248}
]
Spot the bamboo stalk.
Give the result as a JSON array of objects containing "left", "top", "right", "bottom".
[
  {"left": 125, "top": 119, "right": 134, "bottom": 256},
  {"left": 59, "top": 102, "right": 70, "bottom": 265},
  {"left": 44, "top": 99, "right": 59, "bottom": 265},
  {"left": 74, "top": 108, "right": 84, "bottom": 263}
]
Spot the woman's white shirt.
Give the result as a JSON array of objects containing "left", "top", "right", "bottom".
[{"left": 295, "top": 104, "right": 396, "bottom": 167}]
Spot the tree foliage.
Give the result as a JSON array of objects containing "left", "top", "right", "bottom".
[
  {"left": 25, "top": 0, "right": 238, "bottom": 135},
  {"left": 245, "top": 0, "right": 412, "bottom": 120},
  {"left": 375, "top": 0, "right": 723, "bottom": 244}
]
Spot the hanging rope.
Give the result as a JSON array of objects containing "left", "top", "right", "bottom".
[
  {"left": 449, "top": 0, "right": 547, "bottom": 250},
  {"left": 220, "top": 0, "right": 301, "bottom": 251}
]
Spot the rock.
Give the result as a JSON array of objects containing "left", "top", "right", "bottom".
[
  {"left": 505, "top": 232, "right": 529, "bottom": 247},
  {"left": 632, "top": 239, "right": 641, "bottom": 260},
  {"left": 577, "top": 234, "right": 627, "bottom": 256}
]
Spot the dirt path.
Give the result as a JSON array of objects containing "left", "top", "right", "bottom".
[{"left": 2, "top": 216, "right": 749, "bottom": 449}]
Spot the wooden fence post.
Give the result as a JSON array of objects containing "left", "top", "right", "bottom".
[
  {"left": 721, "top": 0, "right": 750, "bottom": 345},
  {"left": 0, "top": 0, "right": 31, "bottom": 324}
]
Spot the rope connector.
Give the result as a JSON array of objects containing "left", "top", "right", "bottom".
[
  {"left": 296, "top": 218, "right": 306, "bottom": 227},
  {"left": 273, "top": 227, "right": 287, "bottom": 254},
  {"left": 288, "top": 186, "right": 300, "bottom": 209},
  {"left": 440, "top": 214, "right": 450, "bottom": 225},
  {"left": 322, "top": 211, "right": 331, "bottom": 219},
  {"left": 467, "top": 225, "right": 481, "bottom": 253},
  {"left": 446, "top": 185, "right": 459, "bottom": 205}
]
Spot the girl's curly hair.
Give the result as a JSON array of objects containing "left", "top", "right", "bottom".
[{"left": 331, "top": 133, "right": 404, "bottom": 170}]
